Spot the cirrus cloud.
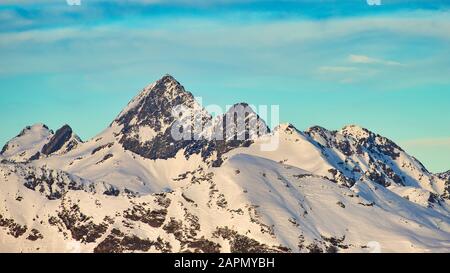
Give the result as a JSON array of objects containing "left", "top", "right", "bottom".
[{"left": 349, "top": 54, "right": 403, "bottom": 66}]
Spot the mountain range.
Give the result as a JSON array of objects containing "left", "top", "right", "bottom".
[{"left": 1, "top": 75, "right": 449, "bottom": 253}]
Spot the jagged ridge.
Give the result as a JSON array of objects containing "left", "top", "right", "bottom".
[{"left": 1, "top": 74, "right": 449, "bottom": 253}]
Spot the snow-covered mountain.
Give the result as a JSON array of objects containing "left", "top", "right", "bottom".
[
  {"left": 1, "top": 75, "right": 449, "bottom": 253},
  {"left": 1, "top": 124, "right": 82, "bottom": 163},
  {"left": 113, "top": 74, "right": 211, "bottom": 160},
  {"left": 1, "top": 123, "right": 53, "bottom": 162}
]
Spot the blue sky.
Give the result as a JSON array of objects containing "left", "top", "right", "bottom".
[{"left": 0, "top": 0, "right": 449, "bottom": 172}]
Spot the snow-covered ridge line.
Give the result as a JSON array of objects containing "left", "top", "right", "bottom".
[
  {"left": 1, "top": 123, "right": 82, "bottom": 163},
  {"left": 1, "top": 74, "right": 449, "bottom": 253}
]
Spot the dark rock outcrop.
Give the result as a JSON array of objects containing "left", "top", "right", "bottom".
[
  {"left": 438, "top": 170, "right": 450, "bottom": 182},
  {"left": 41, "top": 125, "right": 75, "bottom": 155},
  {"left": 115, "top": 75, "right": 211, "bottom": 160},
  {"left": 189, "top": 102, "right": 269, "bottom": 166}
]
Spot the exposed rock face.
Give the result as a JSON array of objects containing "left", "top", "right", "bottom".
[
  {"left": 199, "top": 103, "right": 270, "bottom": 166},
  {"left": 340, "top": 125, "right": 405, "bottom": 161},
  {"left": 41, "top": 125, "right": 78, "bottom": 155},
  {"left": 303, "top": 124, "right": 433, "bottom": 189},
  {"left": 209, "top": 103, "right": 269, "bottom": 142},
  {"left": 1, "top": 162, "right": 126, "bottom": 210},
  {"left": 112, "top": 75, "right": 269, "bottom": 164},
  {"left": 438, "top": 171, "right": 450, "bottom": 182},
  {"left": 0, "top": 162, "right": 95, "bottom": 200},
  {"left": 438, "top": 171, "right": 450, "bottom": 199},
  {"left": 113, "top": 75, "right": 212, "bottom": 160}
]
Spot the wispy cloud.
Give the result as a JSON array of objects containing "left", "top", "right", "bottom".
[
  {"left": 3, "top": 1, "right": 450, "bottom": 33},
  {"left": 2, "top": 13, "right": 449, "bottom": 90},
  {"left": 349, "top": 54, "right": 403, "bottom": 66},
  {"left": 1, "top": 1, "right": 450, "bottom": 172}
]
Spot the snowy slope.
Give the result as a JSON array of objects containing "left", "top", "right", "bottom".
[
  {"left": 1, "top": 75, "right": 449, "bottom": 253},
  {"left": 1, "top": 124, "right": 53, "bottom": 162},
  {"left": 226, "top": 123, "right": 448, "bottom": 208},
  {"left": 1, "top": 154, "right": 449, "bottom": 253},
  {"left": 215, "top": 154, "right": 450, "bottom": 252},
  {"left": 34, "top": 124, "right": 206, "bottom": 194},
  {"left": 0, "top": 124, "right": 82, "bottom": 163},
  {"left": 23, "top": 76, "right": 211, "bottom": 193}
]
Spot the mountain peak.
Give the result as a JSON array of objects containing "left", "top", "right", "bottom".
[
  {"left": 274, "top": 123, "right": 298, "bottom": 133},
  {"left": 305, "top": 125, "right": 331, "bottom": 136},
  {"left": 115, "top": 74, "right": 192, "bottom": 123},
  {"left": 0, "top": 123, "right": 53, "bottom": 161},
  {"left": 219, "top": 102, "right": 270, "bottom": 140},
  {"left": 160, "top": 73, "right": 177, "bottom": 82},
  {"left": 41, "top": 124, "right": 81, "bottom": 156},
  {"left": 111, "top": 75, "right": 211, "bottom": 160},
  {"left": 19, "top": 123, "right": 52, "bottom": 136},
  {"left": 340, "top": 124, "right": 371, "bottom": 139},
  {"left": 230, "top": 102, "right": 250, "bottom": 108},
  {"left": 149, "top": 74, "right": 182, "bottom": 93},
  {"left": 30, "top": 123, "right": 50, "bottom": 130},
  {"left": 224, "top": 103, "right": 258, "bottom": 118},
  {"left": 14, "top": 123, "right": 52, "bottom": 141}
]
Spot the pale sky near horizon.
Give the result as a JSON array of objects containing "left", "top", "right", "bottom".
[{"left": 0, "top": 0, "right": 449, "bottom": 172}]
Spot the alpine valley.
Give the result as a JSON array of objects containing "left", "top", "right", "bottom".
[{"left": 1, "top": 75, "right": 449, "bottom": 253}]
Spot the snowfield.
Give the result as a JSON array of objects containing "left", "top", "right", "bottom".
[{"left": 1, "top": 75, "right": 449, "bottom": 253}]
